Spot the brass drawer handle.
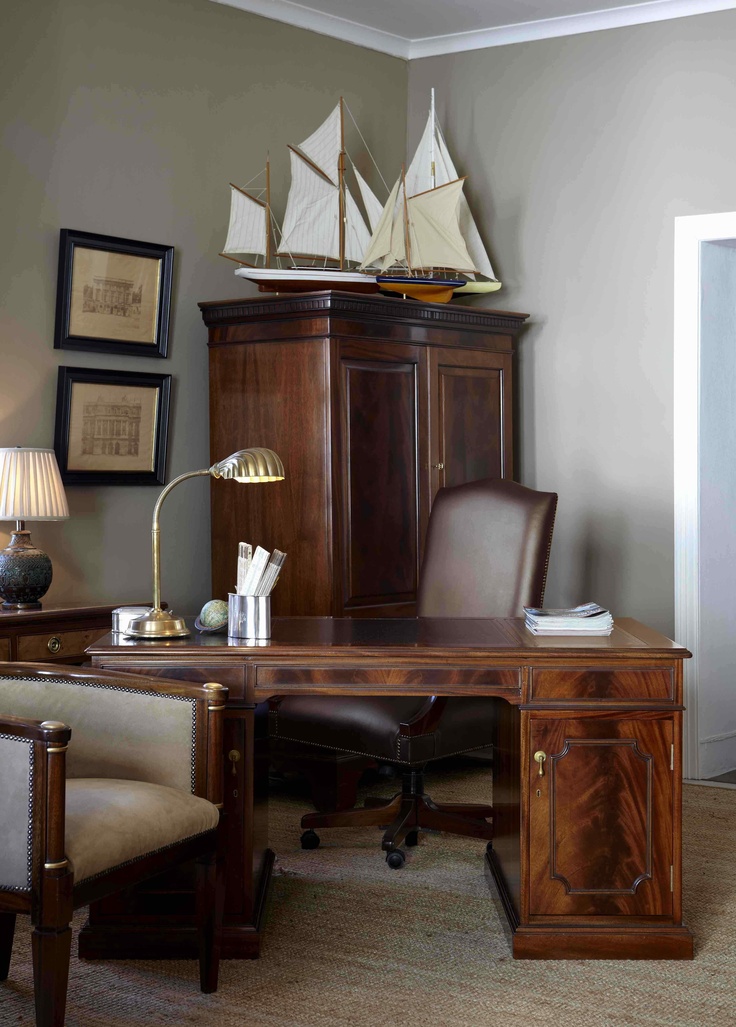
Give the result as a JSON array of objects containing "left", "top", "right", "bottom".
[
  {"left": 432, "top": 463, "right": 444, "bottom": 469},
  {"left": 47, "top": 636, "right": 62, "bottom": 655},
  {"left": 534, "top": 750, "right": 547, "bottom": 776},
  {"left": 228, "top": 749, "right": 241, "bottom": 776}
]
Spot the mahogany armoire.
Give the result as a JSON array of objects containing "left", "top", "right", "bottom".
[{"left": 200, "top": 291, "right": 529, "bottom": 617}]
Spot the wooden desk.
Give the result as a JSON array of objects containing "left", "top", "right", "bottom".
[{"left": 86, "top": 616, "right": 693, "bottom": 961}]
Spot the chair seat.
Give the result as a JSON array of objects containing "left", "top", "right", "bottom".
[
  {"left": 269, "top": 696, "right": 496, "bottom": 764},
  {"left": 65, "top": 778, "right": 220, "bottom": 885}
]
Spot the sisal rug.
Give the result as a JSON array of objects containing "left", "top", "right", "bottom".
[{"left": 2, "top": 766, "right": 735, "bottom": 1027}]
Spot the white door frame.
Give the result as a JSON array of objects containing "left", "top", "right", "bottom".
[{"left": 674, "top": 211, "right": 736, "bottom": 780}]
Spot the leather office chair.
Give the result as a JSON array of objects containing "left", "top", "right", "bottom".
[
  {"left": 269, "top": 477, "right": 557, "bottom": 867},
  {"left": 0, "top": 664, "right": 227, "bottom": 1026}
]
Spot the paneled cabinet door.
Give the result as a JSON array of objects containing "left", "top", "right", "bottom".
[
  {"left": 334, "top": 340, "right": 429, "bottom": 615},
  {"left": 528, "top": 714, "right": 674, "bottom": 918},
  {"left": 428, "top": 346, "right": 513, "bottom": 498}
]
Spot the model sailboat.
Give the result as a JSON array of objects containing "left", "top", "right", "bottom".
[
  {"left": 359, "top": 90, "right": 502, "bottom": 302},
  {"left": 221, "top": 99, "right": 384, "bottom": 293},
  {"left": 221, "top": 92, "right": 501, "bottom": 304}
]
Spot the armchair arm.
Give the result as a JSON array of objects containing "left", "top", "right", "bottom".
[
  {"left": 399, "top": 696, "right": 448, "bottom": 736},
  {"left": 0, "top": 664, "right": 227, "bottom": 800},
  {"left": 0, "top": 715, "right": 70, "bottom": 894}
]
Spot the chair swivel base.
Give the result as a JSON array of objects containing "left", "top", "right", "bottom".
[{"left": 300, "top": 769, "right": 493, "bottom": 868}]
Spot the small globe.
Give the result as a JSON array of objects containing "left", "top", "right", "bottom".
[{"left": 199, "top": 599, "right": 228, "bottom": 628}]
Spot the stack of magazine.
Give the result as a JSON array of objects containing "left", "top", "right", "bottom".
[{"left": 523, "top": 602, "right": 614, "bottom": 635}]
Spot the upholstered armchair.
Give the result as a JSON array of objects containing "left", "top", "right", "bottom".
[
  {"left": 270, "top": 477, "right": 557, "bottom": 867},
  {"left": 0, "top": 663, "right": 228, "bottom": 1026}
]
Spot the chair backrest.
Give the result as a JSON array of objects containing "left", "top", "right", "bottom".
[{"left": 417, "top": 478, "right": 558, "bottom": 618}]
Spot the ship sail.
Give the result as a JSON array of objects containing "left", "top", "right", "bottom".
[
  {"left": 360, "top": 177, "right": 401, "bottom": 270},
  {"left": 353, "top": 167, "right": 385, "bottom": 235},
  {"left": 280, "top": 149, "right": 340, "bottom": 260},
  {"left": 279, "top": 149, "right": 371, "bottom": 262},
  {"left": 405, "top": 109, "right": 497, "bottom": 281},
  {"left": 360, "top": 176, "right": 474, "bottom": 274},
  {"left": 407, "top": 179, "right": 476, "bottom": 272},
  {"left": 222, "top": 185, "right": 268, "bottom": 258},
  {"left": 295, "top": 103, "right": 341, "bottom": 185},
  {"left": 278, "top": 104, "right": 372, "bottom": 266}
]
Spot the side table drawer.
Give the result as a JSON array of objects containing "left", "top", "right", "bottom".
[
  {"left": 18, "top": 627, "right": 109, "bottom": 662},
  {"left": 0, "top": 638, "right": 10, "bottom": 661}
]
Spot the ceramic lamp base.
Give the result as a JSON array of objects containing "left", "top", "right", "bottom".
[{"left": 0, "top": 530, "right": 53, "bottom": 608}]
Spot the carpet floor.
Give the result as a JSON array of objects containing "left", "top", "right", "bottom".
[{"left": 2, "top": 766, "right": 735, "bottom": 1027}]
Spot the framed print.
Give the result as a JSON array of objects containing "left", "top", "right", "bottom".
[
  {"left": 53, "top": 229, "right": 174, "bottom": 357},
  {"left": 54, "top": 367, "right": 172, "bottom": 485}
]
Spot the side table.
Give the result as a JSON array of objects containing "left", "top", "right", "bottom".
[{"left": 0, "top": 604, "right": 122, "bottom": 664}]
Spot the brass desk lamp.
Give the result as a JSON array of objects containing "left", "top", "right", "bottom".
[{"left": 127, "top": 447, "right": 284, "bottom": 639}]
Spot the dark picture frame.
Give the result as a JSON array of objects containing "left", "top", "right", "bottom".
[
  {"left": 53, "top": 229, "right": 174, "bottom": 358},
  {"left": 54, "top": 367, "right": 172, "bottom": 485}
]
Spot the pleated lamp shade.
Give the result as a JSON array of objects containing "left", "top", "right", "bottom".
[
  {"left": 0, "top": 448, "right": 69, "bottom": 608},
  {"left": 0, "top": 448, "right": 69, "bottom": 522}
]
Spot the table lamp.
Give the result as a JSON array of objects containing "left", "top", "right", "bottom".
[
  {"left": 127, "top": 447, "right": 285, "bottom": 639},
  {"left": 0, "top": 447, "right": 70, "bottom": 609}
]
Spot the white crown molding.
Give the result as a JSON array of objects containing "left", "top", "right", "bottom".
[
  {"left": 408, "top": 1, "right": 736, "bottom": 58},
  {"left": 210, "top": 0, "right": 736, "bottom": 58},
  {"left": 209, "top": 0, "right": 411, "bottom": 58}
]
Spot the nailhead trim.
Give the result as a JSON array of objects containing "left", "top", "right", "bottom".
[
  {"left": 0, "top": 732, "right": 34, "bottom": 892},
  {"left": 269, "top": 715, "right": 492, "bottom": 765},
  {"left": 74, "top": 827, "right": 217, "bottom": 886},
  {"left": 0, "top": 675, "right": 198, "bottom": 794}
]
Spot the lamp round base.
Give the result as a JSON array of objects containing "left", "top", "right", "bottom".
[
  {"left": 126, "top": 607, "right": 191, "bottom": 639},
  {"left": 0, "top": 530, "right": 52, "bottom": 607}
]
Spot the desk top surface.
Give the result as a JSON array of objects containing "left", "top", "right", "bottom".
[{"left": 88, "top": 616, "right": 690, "bottom": 660}]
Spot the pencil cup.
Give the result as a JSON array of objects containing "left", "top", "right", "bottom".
[{"left": 228, "top": 593, "right": 271, "bottom": 640}]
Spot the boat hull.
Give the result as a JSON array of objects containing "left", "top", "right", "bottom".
[{"left": 234, "top": 267, "right": 380, "bottom": 294}]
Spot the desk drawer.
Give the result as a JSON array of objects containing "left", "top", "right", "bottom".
[
  {"left": 17, "top": 627, "right": 108, "bottom": 663},
  {"left": 530, "top": 666, "right": 674, "bottom": 702},
  {"left": 0, "top": 638, "right": 10, "bottom": 662},
  {"left": 256, "top": 665, "right": 521, "bottom": 697}
]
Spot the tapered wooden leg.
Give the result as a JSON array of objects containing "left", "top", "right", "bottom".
[
  {"left": 0, "top": 912, "right": 16, "bottom": 981},
  {"left": 196, "top": 842, "right": 224, "bottom": 994},
  {"left": 31, "top": 925, "right": 72, "bottom": 1027}
]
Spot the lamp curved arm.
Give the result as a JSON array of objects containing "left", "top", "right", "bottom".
[{"left": 151, "top": 468, "right": 210, "bottom": 611}]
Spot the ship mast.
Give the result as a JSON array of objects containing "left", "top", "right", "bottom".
[
  {"left": 401, "top": 164, "right": 412, "bottom": 272},
  {"left": 265, "top": 155, "right": 271, "bottom": 266},
  {"left": 430, "top": 87, "right": 436, "bottom": 189},
  {"left": 339, "top": 96, "right": 346, "bottom": 270}
]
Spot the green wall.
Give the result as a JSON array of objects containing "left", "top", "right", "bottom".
[{"left": 0, "top": 0, "right": 407, "bottom": 612}]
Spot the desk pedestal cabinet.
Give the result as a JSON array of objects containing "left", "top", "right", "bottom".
[{"left": 85, "top": 618, "right": 693, "bottom": 961}]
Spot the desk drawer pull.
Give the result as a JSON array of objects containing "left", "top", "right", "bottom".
[
  {"left": 534, "top": 750, "right": 547, "bottom": 776},
  {"left": 47, "top": 637, "right": 62, "bottom": 655},
  {"left": 228, "top": 749, "right": 241, "bottom": 776}
]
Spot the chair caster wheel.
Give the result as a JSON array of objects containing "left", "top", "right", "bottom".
[
  {"left": 386, "top": 849, "right": 406, "bottom": 869},
  {"left": 405, "top": 830, "right": 419, "bottom": 847},
  {"left": 301, "top": 829, "right": 320, "bottom": 850}
]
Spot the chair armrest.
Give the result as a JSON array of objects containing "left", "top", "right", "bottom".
[
  {"left": 0, "top": 715, "right": 70, "bottom": 893},
  {"left": 0, "top": 664, "right": 227, "bottom": 802},
  {"left": 399, "top": 696, "right": 448, "bottom": 736}
]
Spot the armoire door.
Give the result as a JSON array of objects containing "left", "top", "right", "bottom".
[
  {"left": 333, "top": 340, "right": 429, "bottom": 616},
  {"left": 428, "top": 347, "right": 513, "bottom": 499},
  {"left": 528, "top": 713, "right": 675, "bottom": 919}
]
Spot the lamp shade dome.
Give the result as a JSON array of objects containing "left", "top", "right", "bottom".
[{"left": 212, "top": 447, "right": 285, "bottom": 483}]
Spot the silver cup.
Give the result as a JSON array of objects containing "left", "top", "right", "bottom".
[{"left": 228, "top": 593, "right": 271, "bottom": 640}]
